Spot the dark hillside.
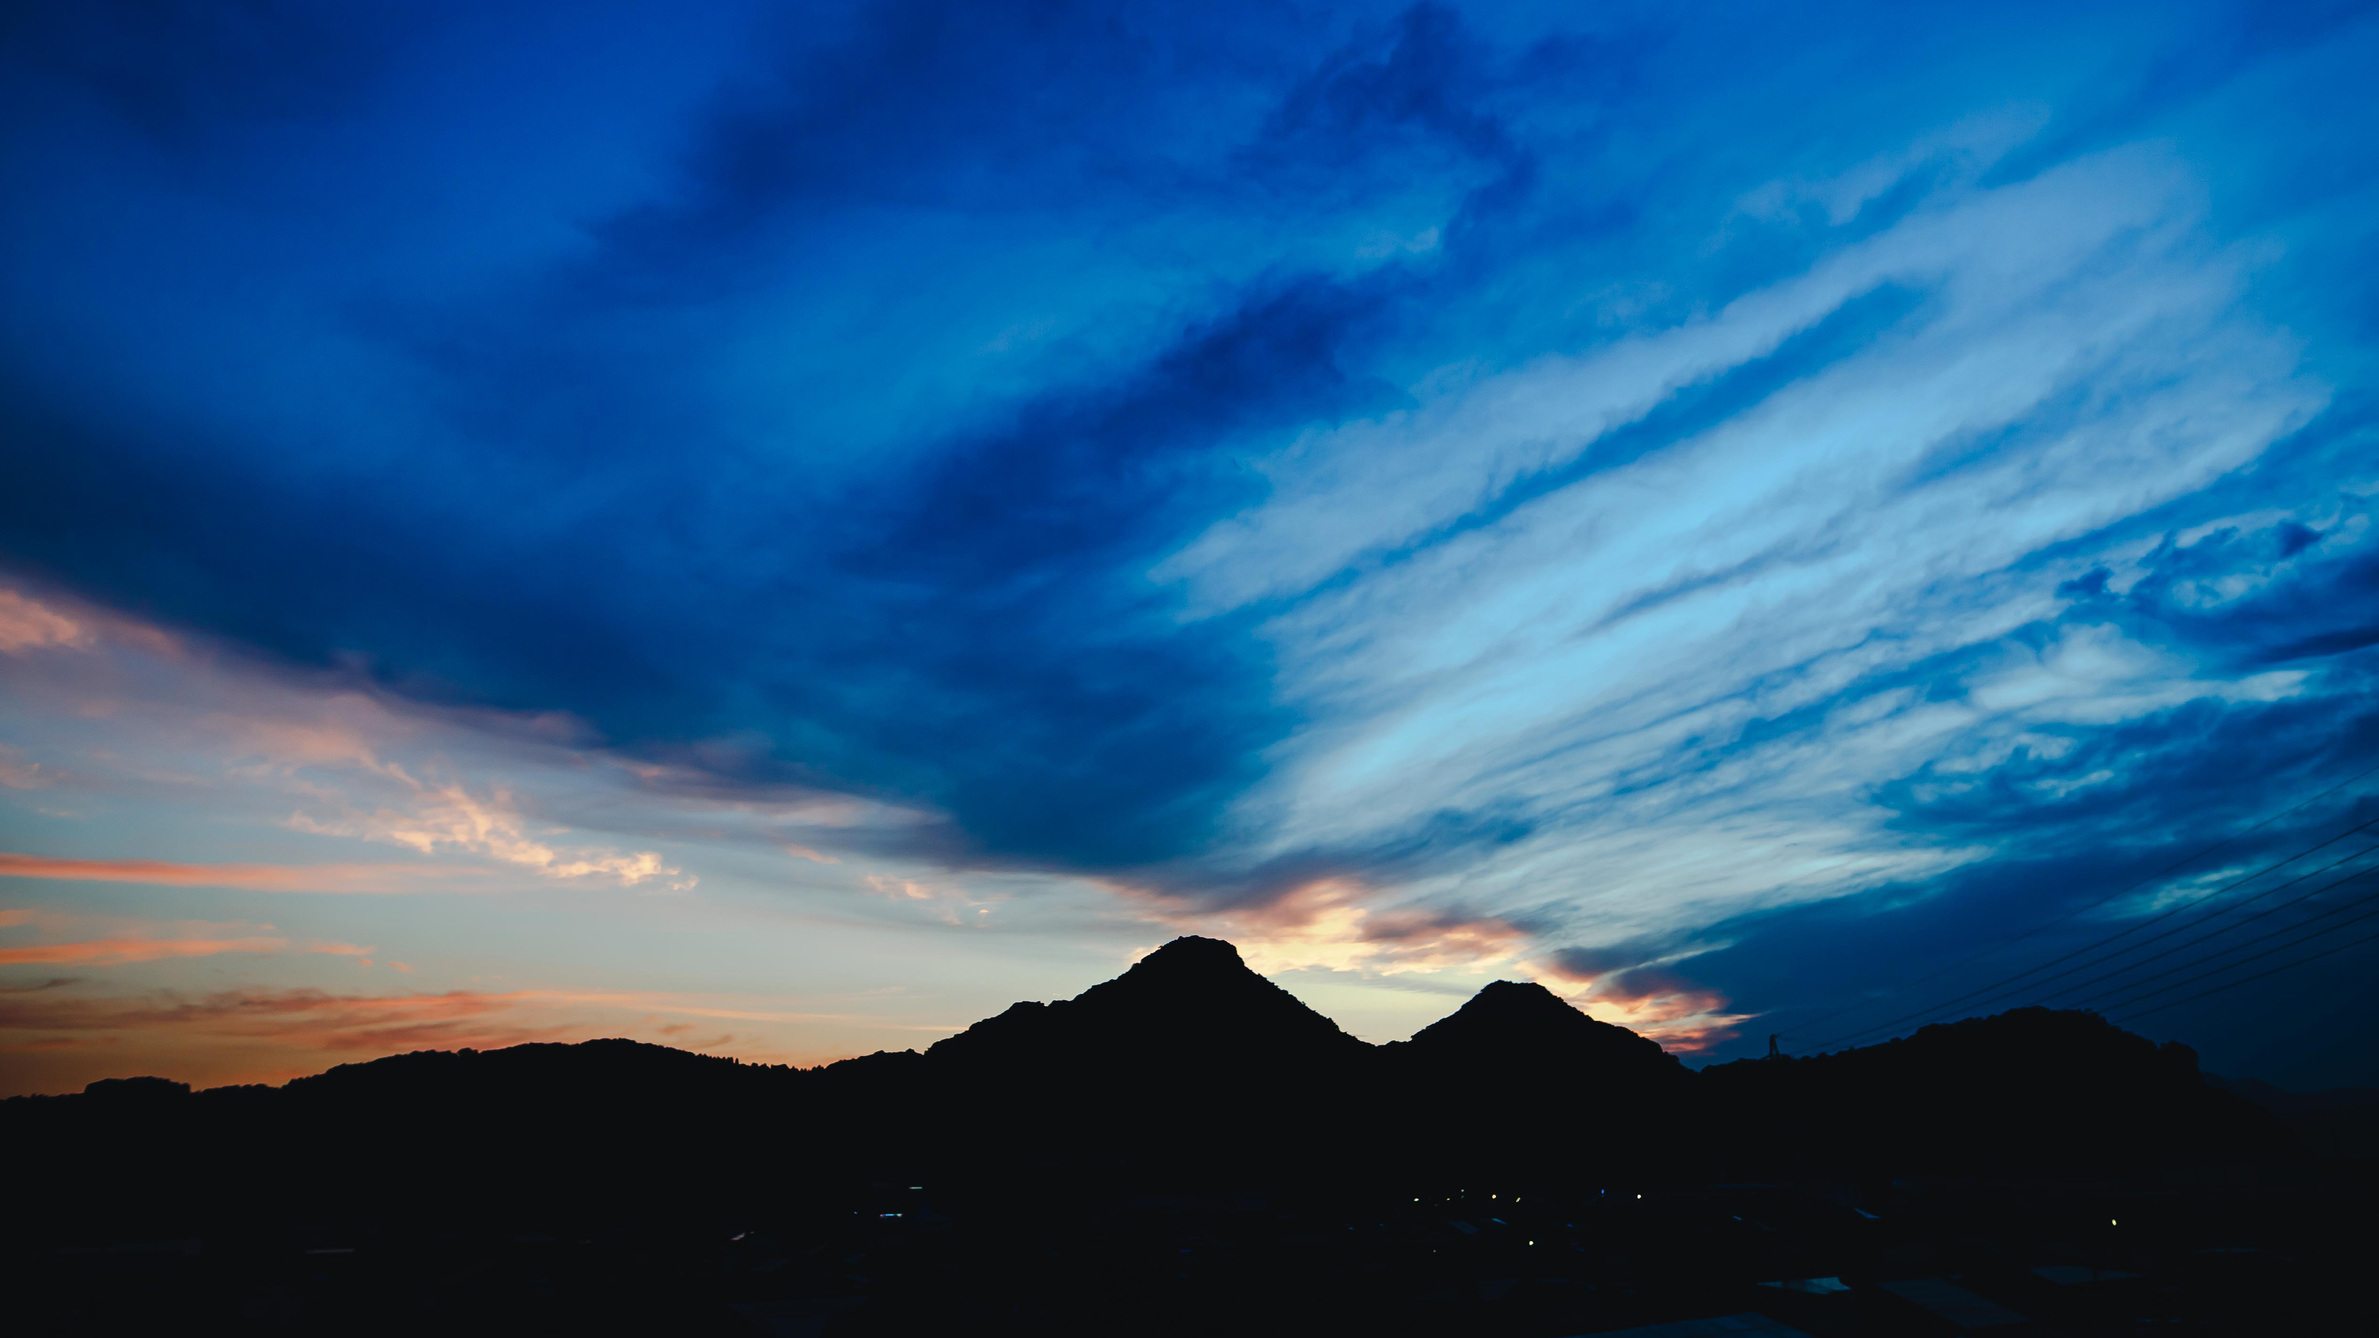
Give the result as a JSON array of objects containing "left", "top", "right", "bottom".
[
  {"left": 925, "top": 936, "right": 1370, "bottom": 1176},
  {"left": 0, "top": 940, "right": 2345, "bottom": 1337},
  {"left": 1703, "top": 1008, "right": 2293, "bottom": 1179},
  {"left": 1381, "top": 979, "right": 1696, "bottom": 1177}
]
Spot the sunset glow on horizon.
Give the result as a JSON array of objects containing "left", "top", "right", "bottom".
[{"left": 7, "top": 1, "right": 2379, "bottom": 1096}]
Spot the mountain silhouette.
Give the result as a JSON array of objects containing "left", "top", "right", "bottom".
[
  {"left": 1, "top": 937, "right": 2305, "bottom": 1249},
  {"left": 6, "top": 935, "right": 2340, "bottom": 1337},
  {"left": 1380, "top": 979, "right": 1695, "bottom": 1177},
  {"left": 1702, "top": 1006, "right": 2296, "bottom": 1177},
  {"left": 928, "top": 935, "right": 1366, "bottom": 1073},
  {"left": 1398, "top": 978, "right": 1686, "bottom": 1080},
  {"left": 920, "top": 937, "right": 1369, "bottom": 1174}
]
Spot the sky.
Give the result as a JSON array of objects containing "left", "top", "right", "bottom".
[{"left": 5, "top": 0, "right": 2379, "bottom": 1097}]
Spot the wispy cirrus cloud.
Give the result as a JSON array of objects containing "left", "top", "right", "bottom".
[
  {"left": 0, "top": 979, "right": 885, "bottom": 1085},
  {"left": 0, "top": 935, "right": 302, "bottom": 967},
  {"left": 0, "top": 852, "right": 455, "bottom": 893},
  {"left": 0, "top": 588, "right": 92, "bottom": 655},
  {"left": 1170, "top": 140, "right": 2334, "bottom": 962},
  {"left": 0, "top": 908, "right": 371, "bottom": 967},
  {"left": 0, "top": 985, "right": 559, "bottom": 1055},
  {"left": 1535, "top": 945, "right": 1751, "bottom": 1054},
  {"left": 287, "top": 781, "right": 691, "bottom": 890},
  {"left": 0, "top": 584, "right": 700, "bottom": 891},
  {"left": 1128, "top": 875, "right": 1529, "bottom": 978},
  {"left": 0, "top": 744, "right": 47, "bottom": 790}
]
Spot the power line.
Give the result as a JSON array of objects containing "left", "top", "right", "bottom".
[
  {"left": 1806, "top": 813, "right": 2379, "bottom": 1049},
  {"left": 2113, "top": 923, "right": 2379, "bottom": 1024},
  {"left": 2049, "top": 861, "right": 2379, "bottom": 1011},
  {"left": 2089, "top": 882, "right": 2379, "bottom": 1016},
  {"left": 1776, "top": 757, "right": 2379, "bottom": 1040},
  {"left": 1803, "top": 810, "right": 2379, "bottom": 1052},
  {"left": 1992, "top": 841, "right": 2379, "bottom": 1010}
]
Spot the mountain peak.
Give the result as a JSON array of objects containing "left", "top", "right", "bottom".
[
  {"left": 1125, "top": 934, "right": 1247, "bottom": 976},
  {"left": 925, "top": 935, "right": 1365, "bottom": 1071},
  {"left": 1411, "top": 979, "right": 1598, "bottom": 1037},
  {"left": 1464, "top": 978, "right": 1581, "bottom": 1018},
  {"left": 1403, "top": 978, "right": 1684, "bottom": 1079},
  {"left": 1074, "top": 936, "right": 1357, "bottom": 1047}
]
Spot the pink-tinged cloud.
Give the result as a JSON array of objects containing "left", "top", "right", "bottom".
[
  {"left": 0, "top": 985, "right": 568, "bottom": 1056},
  {"left": 1533, "top": 954, "right": 1748, "bottom": 1053},
  {"left": 0, "top": 584, "right": 178, "bottom": 659},
  {"left": 0, "top": 907, "right": 374, "bottom": 966},
  {"left": 1128, "top": 876, "right": 1530, "bottom": 977},
  {"left": 0, "top": 935, "right": 291, "bottom": 966},
  {"left": 0, "top": 982, "right": 871, "bottom": 1086},
  {"left": 0, "top": 744, "right": 48, "bottom": 790},
  {"left": 285, "top": 783, "right": 692, "bottom": 890},
  {"left": 0, "top": 589, "right": 94, "bottom": 655},
  {"left": 0, "top": 852, "right": 453, "bottom": 893}
]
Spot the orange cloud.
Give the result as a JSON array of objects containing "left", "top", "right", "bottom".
[
  {"left": 0, "top": 935, "right": 290, "bottom": 966},
  {"left": 0, "top": 985, "right": 564, "bottom": 1055},
  {"left": 0, "top": 584, "right": 179, "bottom": 660},
  {"left": 1133, "top": 877, "right": 1530, "bottom": 977},
  {"left": 1532, "top": 955, "right": 1750, "bottom": 1053},
  {"left": 655, "top": 1023, "right": 736, "bottom": 1050},
  {"left": 0, "top": 589, "right": 93, "bottom": 655},
  {"left": 0, "top": 852, "right": 453, "bottom": 893},
  {"left": 0, "top": 908, "right": 377, "bottom": 967},
  {"left": 0, "top": 981, "right": 874, "bottom": 1087}
]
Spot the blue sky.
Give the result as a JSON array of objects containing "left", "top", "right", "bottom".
[{"left": 4, "top": 0, "right": 2379, "bottom": 1093}]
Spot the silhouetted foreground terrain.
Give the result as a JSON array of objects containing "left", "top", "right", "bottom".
[{"left": 5, "top": 937, "right": 2368, "bottom": 1335}]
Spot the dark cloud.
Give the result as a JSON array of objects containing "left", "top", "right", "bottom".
[
  {"left": 1248, "top": 4, "right": 1522, "bottom": 184},
  {"left": 0, "top": 261, "right": 1420, "bottom": 867},
  {"left": 0, "top": 1, "right": 1595, "bottom": 873},
  {"left": 796, "top": 281, "right": 1396, "bottom": 863},
  {"left": 587, "top": 0, "right": 1257, "bottom": 297},
  {"left": 0, "top": 0, "right": 424, "bottom": 139}
]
